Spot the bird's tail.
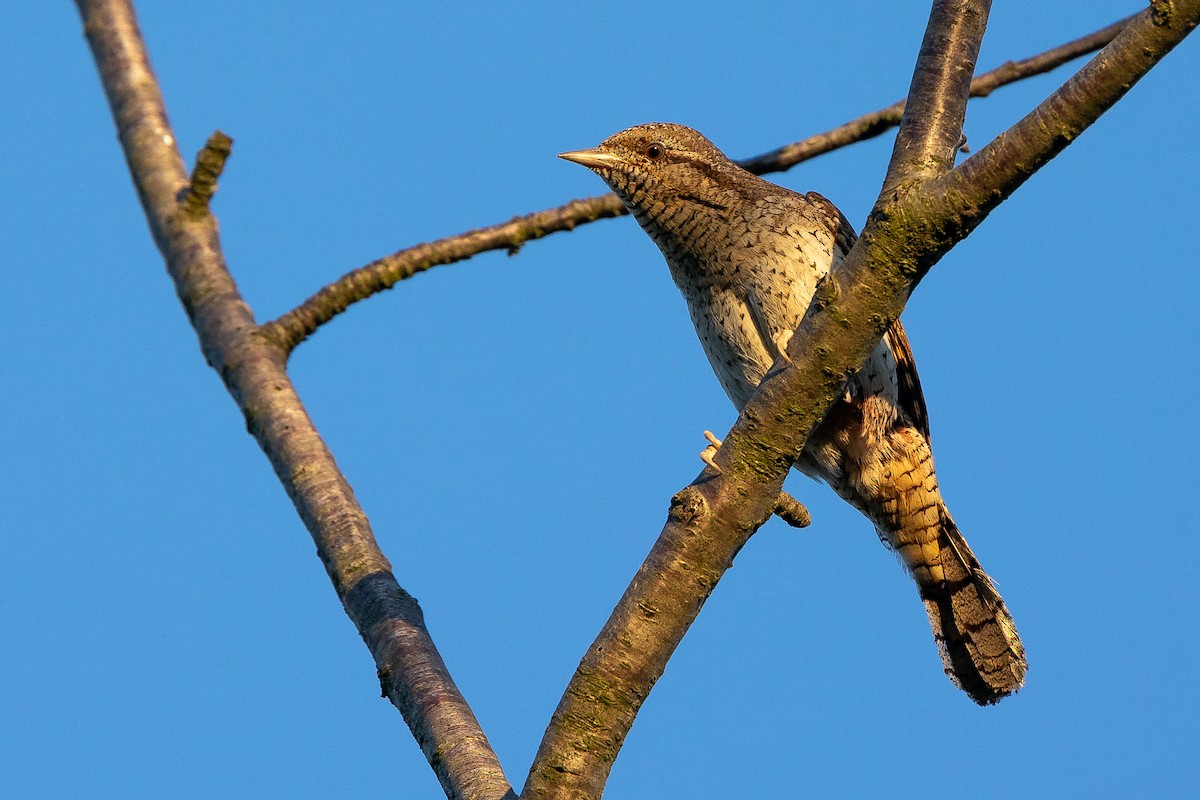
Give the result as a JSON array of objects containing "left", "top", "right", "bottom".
[
  {"left": 867, "top": 427, "right": 1027, "bottom": 704},
  {"left": 908, "top": 509, "right": 1027, "bottom": 704}
]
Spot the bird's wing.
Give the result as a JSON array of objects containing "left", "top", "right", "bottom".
[
  {"left": 805, "top": 191, "right": 858, "bottom": 259},
  {"left": 745, "top": 287, "right": 787, "bottom": 363},
  {"left": 884, "top": 319, "right": 931, "bottom": 441},
  {"left": 804, "top": 191, "right": 932, "bottom": 440}
]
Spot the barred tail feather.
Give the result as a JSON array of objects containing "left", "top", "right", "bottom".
[
  {"left": 916, "top": 510, "right": 1026, "bottom": 705},
  {"left": 853, "top": 423, "right": 1027, "bottom": 704}
]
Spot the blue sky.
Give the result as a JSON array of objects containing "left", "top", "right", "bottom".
[{"left": 5, "top": 2, "right": 1199, "bottom": 797}]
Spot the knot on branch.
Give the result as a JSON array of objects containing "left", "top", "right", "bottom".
[
  {"left": 812, "top": 272, "right": 840, "bottom": 311},
  {"left": 669, "top": 487, "right": 708, "bottom": 524},
  {"left": 1151, "top": 0, "right": 1175, "bottom": 27}
]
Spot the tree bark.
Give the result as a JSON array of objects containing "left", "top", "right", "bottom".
[{"left": 75, "top": 3, "right": 513, "bottom": 798}]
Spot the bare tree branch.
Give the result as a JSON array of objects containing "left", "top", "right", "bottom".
[
  {"left": 261, "top": 12, "right": 1130, "bottom": 354},
  {"left": 519, "top": 3, "right": 1198, "bottom": 797},
  {"left": 945, "top": 1, "right": 1198, "bottom": 219},
  {"left": 75, "top": 2, "right": 512, "bottom": 798},
  {"left": 881, "top": 0, "right": 993, "bottom": 196},
  {"left": 967, "top": 14, "right": 1132, "bottom": 96},
  {"left": 260, "top": 195, "right": 627, "bottom": 353},
  {"left": 740, "top": 13, "right": 1134, "bottom": 173}
]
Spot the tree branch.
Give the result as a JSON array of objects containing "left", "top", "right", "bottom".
[
  {"left": 880, "top": 0, "right": 992, "bottom": 197},
  {"left": 260, "top": 195, "right": 627, "bottom": 353},
  {"left": 75, "top": 2, "right": 512, "bottom": 798},
  {"left": 519, "top": 3, "right": 1198, "bottom": 797},
  {"left": 738, "top": 12, "right": 1133, "bottom": 174},
  {"left": 261, "top": 12, "right": 1129, "bottom": 354},
  {"left": 945, "top": 1, "right": 1198, "bottom": 219}
]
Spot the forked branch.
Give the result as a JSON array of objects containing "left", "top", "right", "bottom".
[
  {"left": 519, "top": 3, "right": 1198, "bottom": 798},
  {"left": 262, "top": 11, "right": 1131, "bottom": 353},
  {"left": 944, "top": 1, "right": 1198, "bottom": 218}
]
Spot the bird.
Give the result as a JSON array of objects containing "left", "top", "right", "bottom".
[{"left": 559, "top": 122, "right": 1026, "bottom": 705}]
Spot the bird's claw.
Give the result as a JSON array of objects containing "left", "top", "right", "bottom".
[
  {"left": 701, "top": 430, "right": 723, "bottom": 473},
  {"left": 773, "top": 331, "right": 794, "bottom": 364}
]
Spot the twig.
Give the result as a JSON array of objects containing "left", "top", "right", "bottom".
[
  {"left": 739, "top": 14, "right": 1134, "bottom": 174},
  {"left": 774, "top": 493, "right": 812, "bottom": 529},
  {"left": 180, "top": 131, "right": 233, "bottom": 218},
  {"left": 261, "top": 195, "right": 625, "bottom": 353},
  {"left": 260, "top": 13, "right": 1132, "bottom": 354}
]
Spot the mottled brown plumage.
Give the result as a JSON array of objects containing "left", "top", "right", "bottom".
[{"left": 561, "top": 122, "right": 1026, "bottom": 704}]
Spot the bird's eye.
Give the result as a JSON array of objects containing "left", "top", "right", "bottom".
[{"left": 646, "top": 143, "right": 663, "bottom": 160}]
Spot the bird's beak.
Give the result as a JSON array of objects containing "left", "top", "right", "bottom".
[{"left": 558, "top": 148, "right": 621, "bottom": 170}]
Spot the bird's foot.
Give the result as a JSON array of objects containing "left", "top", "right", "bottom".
[
  {"left": 700, "top": 430, "right": 723, "bottom": 473},
  {"left": 773, "top": 331, "right": 794, "bottom": 364},
  {"left": 698, "top": 430, "right": 811, "bottom": 527}
]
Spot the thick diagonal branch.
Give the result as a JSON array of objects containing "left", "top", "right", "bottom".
[
  {"left": 75, "top": 2, "right": 512, "bottom": 798},
  {"left": 520, "top": 4, "right": 1198, "bottom": 798},
  {"left": 262, "top": 12, "right": 1128, "bottom": 354}
]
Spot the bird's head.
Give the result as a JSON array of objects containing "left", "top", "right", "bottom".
[{"left": 559, "top": 123, "right": 745, "bottom": 219}]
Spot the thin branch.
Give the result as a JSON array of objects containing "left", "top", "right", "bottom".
[
  {"left": 880, "top": 0, "right": 993, "bottom": 197},
  {"left": 967, "top": 14, "right": 1133, "bottom": 96},
  {"left": 260, "top": 195, "right": 626, "bottom": 353},
  {"left": 75, "top": 2, "right": 512, "bottom": 798},
  {"left": 739, "top": 12, "right": 1133, "bottom": 173},
  {"left": 520, "top": 3, "right": 1199, "bottom": 797},
  {"left": 945, "top": 1, "right": 1198, "bottom": 218},
  {"left": 261, "top": 12, "right": 1130, "bottom": 354}
]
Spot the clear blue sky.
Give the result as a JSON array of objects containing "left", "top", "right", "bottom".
[{"left": 5, "top": 2, "right": 1198, "bottom": 798}]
